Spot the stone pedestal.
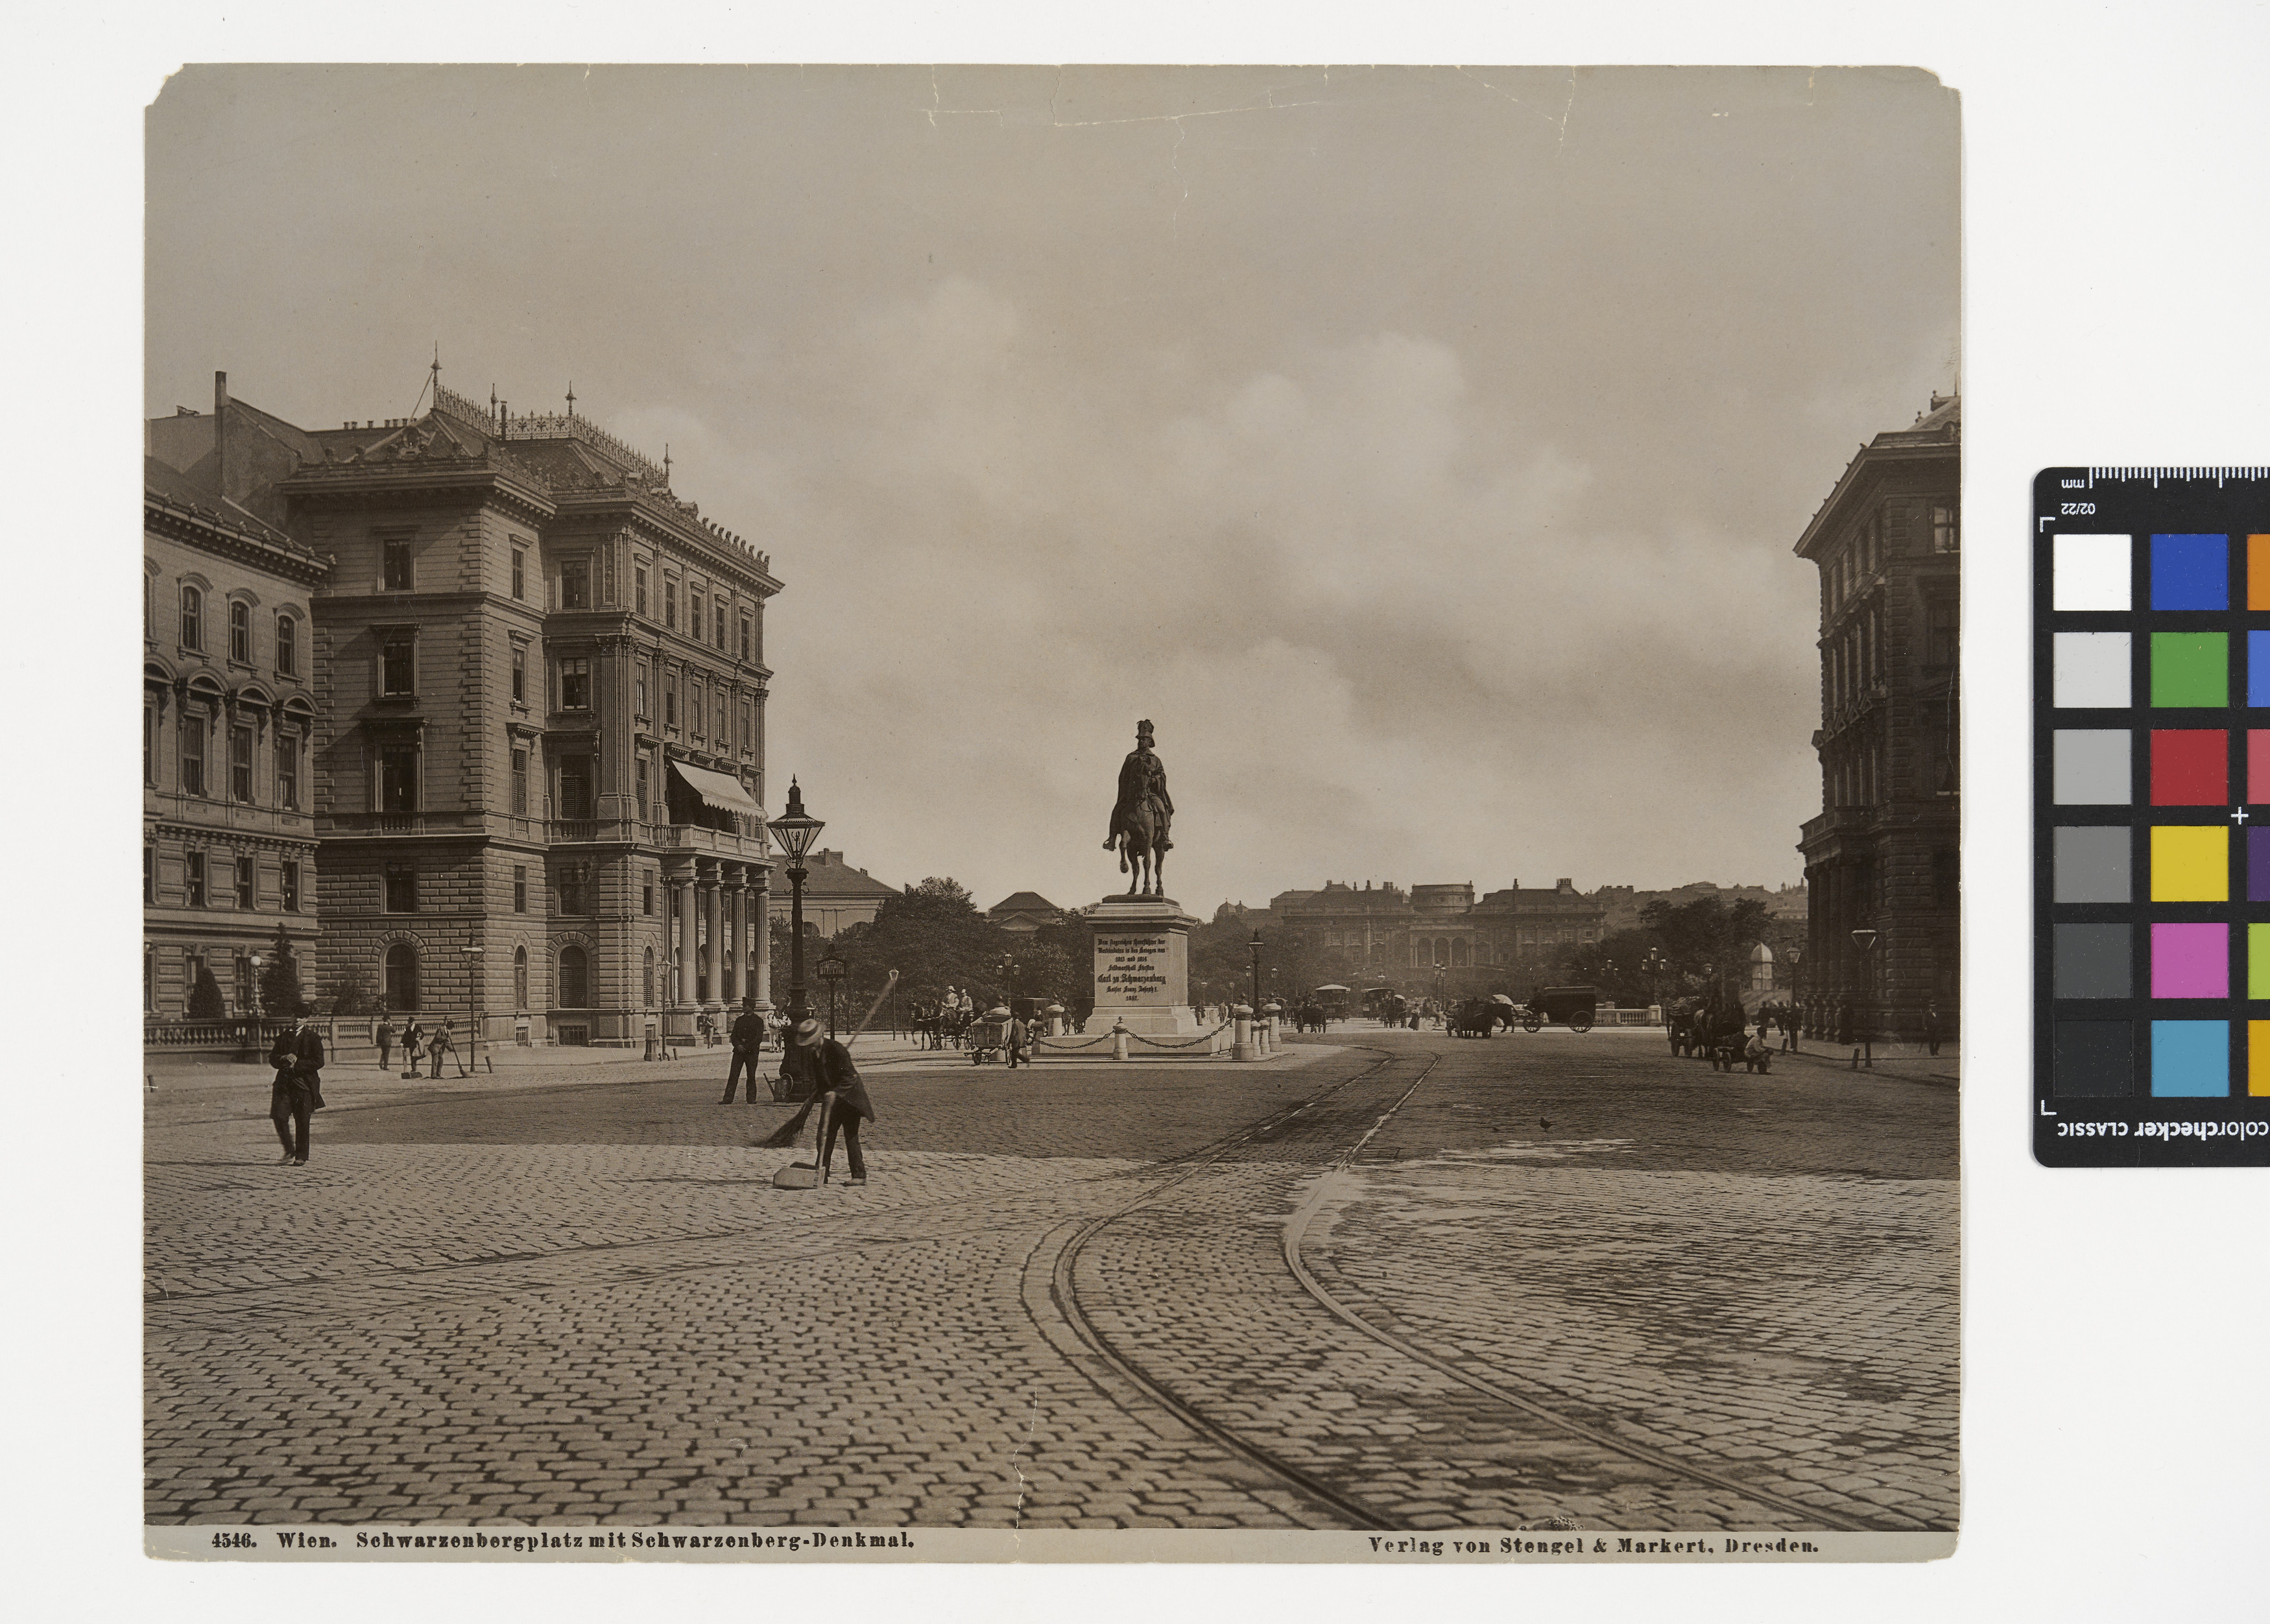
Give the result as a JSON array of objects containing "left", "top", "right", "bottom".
[{"left": 1090, "top": 894, "right": 1201, "bottom": 1036}]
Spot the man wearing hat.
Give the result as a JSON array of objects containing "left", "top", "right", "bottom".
[
  {"left": 765, "top": 1016, "right": 874, "bottom": 1184},
  {"left": 1103, "top": 719, "right": 1173, "bottom": 853}
]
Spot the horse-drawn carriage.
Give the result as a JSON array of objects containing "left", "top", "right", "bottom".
[
  {"left": 1448, "top": 999, "right": 1505, "bottom": 1038},
  {"left": 1515, "top": 986, "right": 1598, "bottom": 1033},
  {"left": 1666, "top": 996, "right": 1760, "bottom": 1070}
]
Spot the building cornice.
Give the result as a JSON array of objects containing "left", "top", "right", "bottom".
[{"left": 144, "top": 491, "right": 330, "bottom": 587}]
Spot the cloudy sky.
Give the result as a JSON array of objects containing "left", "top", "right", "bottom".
[{"left": 146, "top": 64, "right": 1957, "bottom": 913}]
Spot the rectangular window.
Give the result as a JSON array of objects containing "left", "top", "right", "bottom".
[
  {"left": 276, "top": 615, "right": 297, "bottom": 677},
  {"left": 230, "top": 725, "right": 254, "bottom": 802},
  {"left": 383, "top": 534, "right": 414, "bottom": 591},
  {"left": 715, "top": 604, "right": 727, "bottom": 647},
  {"left": 235, "top": 952, "right": 255, "bottom": 1014},
  {"left": 689, "top": 678, "right": 704, "bottom": 738},
  {"left": 384, "top": 865, "right": 418, "bottom": 913},
  {"left": 379, "top": 746, "right": 417, "bottom": 813},
  {"left": 691, "top": 590, "right": 704, "bottom": 641},
  {"left": 636, "top": 756, "right": 650, "bottom": 818},
  {"left": 278, "top": 734, "right": 299, "bottom": 811},
  {"left": 642, "top": 875, "right": 654, "bottom": 915},
  {"left": 511, "top": 547, "right": 526, "bottom": 601},
  {"left": 558, "top": 866, "right": 587, "bottom": 915},
  {"left": 381, "top": 635, "right": 415, "bottom": 696},
  {"left": 665, "top": 580, "right": 678, "bottom": 629},
  {"left": 635, "top": 667, "right": 648, "bottom": 717},
  {"left": 185, "top": 850, "right": 206, "bottom": 907},
  {"left": 636, "top": 566, "right": 649, "bottom": 616},
  {"left": 560, "top": 756, "right": 594, "bottom": 820},
  {"left": 181, "top": 588, "right": 202, "bottom": 651},
  {"left": 739, "top": 614, "right": 752, "bottom": 662},
  {"left": 739, "top": 699, "right": 754, "bottom": 753},
  {"left": 143, "top": 845, "right": 155, "bottom": 905},
  {"left": 235, "top": 857, "right": 254, "bottom": 911},
  {"left": 714, "top": 694, "right": 726, "bottom": 741},
  {"left": 511, "top": 645, "right": 527, "bottom": 706},
  {"left": 182, "top": 715, "right": 206, "bottom": 797},
  {"left": 561, "top": 558, "right": 590, "bottom": 610},
  {"left": 1926, "top": 598, "right": 1958, "bottom": 670},
  {"left": 1931, "top": 504, "right": 1959, "bottom": 554},
  {"left": 559, "top": 656, "right": 591, "bottom": 710},
  {"left": 143, "top": 705, "right": 155, "bottom": 785},
  {"left": 282, "top": 861, "right": 300, "bottom": 913},
  {"left": 514, "top": 865, "right": 528, "bottom": 913},
  {"left": 229, "top": 602, "right": 251, "bottom": 664},
  {"left": 665, "top": 676, "right": 677, "bottom": 727},
  {"left": 511, "top": 747, "right": 529, "bottom": 815}
]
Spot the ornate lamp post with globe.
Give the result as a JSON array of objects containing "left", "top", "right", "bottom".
[{"left": 767, "top": 779, "right": 825, "bottom": 1027}]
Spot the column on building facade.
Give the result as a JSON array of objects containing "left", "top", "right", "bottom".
[
  {"left": 700, "top": 863, "right": 722, "bottom": 1009},
  {"left": 672, "top": 864, "right": 697, "bottom": 1012},
  {"left": 724, "top": 866, "right": 747, "bottom": 1007},
  {"left": 752, "top": 872, "right": 772, "bottom": 1011}
]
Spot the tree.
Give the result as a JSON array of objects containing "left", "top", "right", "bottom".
[
  {"left": 186, "top": 961, "right": 226, "bottom": 1020},
  {"left": 258, "top": 924, "right": 311, "bottom": 1017},
  {"left": 828, "top": 876, "right": 1019, "bottom": 1012},
  {"left": 328, "top": 964, "right": 377, "bottom": 1018}
]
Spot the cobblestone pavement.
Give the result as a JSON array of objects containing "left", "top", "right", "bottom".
[{"left": 145, "top": 1027, "right": 1957, "bottom": 1531}]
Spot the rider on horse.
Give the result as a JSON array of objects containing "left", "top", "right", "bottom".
[{"left": 1103, "top": 719, "right": 1173, "bottom": 856}]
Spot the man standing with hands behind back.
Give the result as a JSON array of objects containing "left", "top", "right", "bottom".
[{"left": 721, "top": 1003, "right": 767, "bottom": 1103}]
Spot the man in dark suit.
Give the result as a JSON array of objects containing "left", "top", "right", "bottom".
[
  {"left": 775, "top": 1017, "right": 872, "bottom": 1185},
  {"left": 721, "top": 1005, "right": 768, "bottom": 1103},
  {"left": 270, "top": 1013, "right": 326, "bottom": 1167}
]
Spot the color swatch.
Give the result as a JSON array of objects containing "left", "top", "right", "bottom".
[{"left": 2036, "top": 470, "right": 2270, "bottom": 1165}]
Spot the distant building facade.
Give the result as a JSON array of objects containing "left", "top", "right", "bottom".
[
  {"left": 1268, "top": 878, "right": 1610, "bottom": 995},
  {"left": 800, "top": 850, "right": 902, "bottom": 937},
  {"left": 146, "top": 369, "right": 784, "bottom": 1049},
  {"left": 1793, "top": 394, "right": 1960, "bottom": 1043},
  {"left": 143, "top": 410, "right": 328, "bottom": 1025},
  {"left": 986, "top": 890, "right": 1060, "bottom": 935}
]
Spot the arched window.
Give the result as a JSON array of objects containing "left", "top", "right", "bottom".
[
  {"left": 513, "top": 946, "right": 529, "bottom": 1011},
  {"left": 384, "top": 942, "right": 419, "bottom": 1012},
  {"left": 1452, "top": 938, "right": 1469, "bottom": 968},
  {"left": 276, "top": 614, "right": 298, "bottom": 678},
  {"left": 559, "top": 944, "right": 589, "bottom": 1009},
  {"left": 180, "top": 585, "right": 203, "bottom": 651},
  {"left": 228, "top": 601, "right": 251, "bottom": 663}
]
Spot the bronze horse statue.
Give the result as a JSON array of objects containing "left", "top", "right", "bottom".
[{"left": 1112, "top": 791, "right": 1169, "bottom": 897}]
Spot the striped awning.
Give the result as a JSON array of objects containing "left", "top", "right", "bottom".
[{"left": 670, "top": 759, "right": 761, "bottom": 817}]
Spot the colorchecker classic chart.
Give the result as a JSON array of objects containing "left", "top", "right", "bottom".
[{"left": 2037, "top": 468, "right": 2270, "bottom": 1165}]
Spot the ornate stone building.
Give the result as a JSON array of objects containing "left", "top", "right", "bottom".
[
  {"left": 1269, "top": 877, "right": 1610, "bottom": 995},
  {"left": 143, "top": 388, "right": 328, "bottom": 1025},
  {"left": 1793, "top": 393, "right": 1960, "bottom": 1043},
  {"left": 148, "top": 370, "right": 783, "bottom": 1047}
]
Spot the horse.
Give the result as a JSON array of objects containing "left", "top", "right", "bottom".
[{"left": 1111, "top": 793, "right": 1169, "bottom": 898}]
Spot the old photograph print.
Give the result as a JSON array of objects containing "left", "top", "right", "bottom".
[{"left": 143, "top": 66, "right": 1960, "bottom": 1559}]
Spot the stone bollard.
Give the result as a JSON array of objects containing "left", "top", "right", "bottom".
[
  {"left": 1231, "top": 1004, "right": 1254, "bottom": 1062},
  {"left": 1111, "top": 1020, "right": 1129, "bottom": 1062}
]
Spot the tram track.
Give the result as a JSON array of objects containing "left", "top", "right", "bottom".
[{"left": 1033, "top": 1041, "right": 1887, "bottom": 1533}]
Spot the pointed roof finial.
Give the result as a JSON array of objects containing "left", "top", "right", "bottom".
[
  {"left": 565, "top": 381, "right": 577, "bottom": 417},
  {"left": 663, "top": 443, "right": 673, "bottom": 483},
  {"left": 430, "top": 342, "right": 442, "bottom": 391}
]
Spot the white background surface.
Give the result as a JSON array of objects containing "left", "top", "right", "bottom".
[{"left": 12, "top": 3, "right": 2268, "bottom": 1619}]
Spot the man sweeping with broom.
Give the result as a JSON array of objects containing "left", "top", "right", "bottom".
[{"left": 758, "top": 1016, "right": 874, "bottom": 1186}]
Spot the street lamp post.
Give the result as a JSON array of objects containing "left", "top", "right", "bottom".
[
  {"left": 817, "top": 955, "right": 847, "bottom": 1038},
  {"left": 1850, "top": 927, "right": 1878, "bottom": 1068},
  {"left": 1641, "top": 946, "right": 1669, "bottom": 1025},
  {"left": 999, "top": 952, "right": 1020, "bottom": 1016},
  {"left": 1784, "top": 945, "right": 1804, "bottom": 1053},
  {"left": 464, "top": 944, "right": 491, "bottom": 1074},
  {"left": 767, "top": 778, "right": 825, "bottom": 1027},
  {"left": 1248, "top": 929, "right": 1264, "bottom": 1015}
]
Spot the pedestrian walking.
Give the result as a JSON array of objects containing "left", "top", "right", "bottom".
[
  {"left": 400, "top": 1020, "right": 425, "bottom": 1079},
  {"left": 1005, "top": 1011, "right": 1029, "bottom": 1069},
  {"left": 1924, "top": 1003, "right": 1943, "bottom": 1057},
  {"left": 270, "top": 1012, "right": 326, "bottom": 1166},
  {"left": 374, "top": 1015, "right": 395, "bottom": 1071},
  {"left": 721, "top": 1005, "right": 767, "bottom": 1103},
  {"left": 758, "top": 1018, "right": 874, "bottom": 1186},
  {"left": 427, "top": 1020, "right": 458, "bottom": 1078}
]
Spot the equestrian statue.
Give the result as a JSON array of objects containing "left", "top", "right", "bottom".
[{"left": 1103, "top": 719, "right": 1175, "bottom": 898}]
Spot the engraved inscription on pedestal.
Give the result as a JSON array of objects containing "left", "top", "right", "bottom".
[{"left": 1088, "top": 896, "right": 1199, "bottom": 1036}]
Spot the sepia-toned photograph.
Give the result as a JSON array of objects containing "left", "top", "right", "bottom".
[{"left": 141, "top": 64, "right": 1960, "bottom": 1561}]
